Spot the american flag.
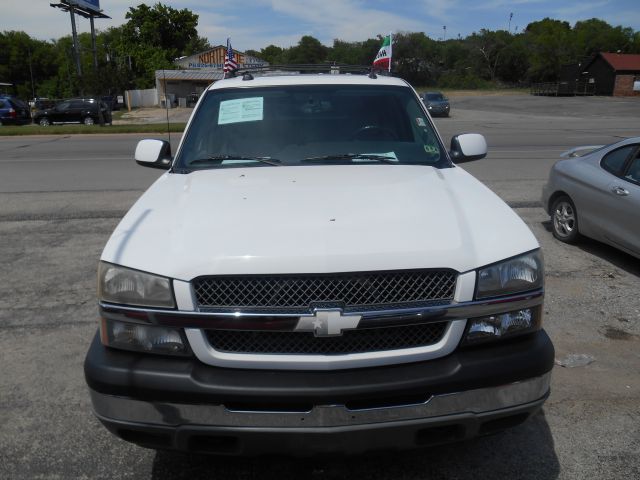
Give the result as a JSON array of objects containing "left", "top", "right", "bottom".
[{"left": 224, "top": 37, "right": 238, "bottom": 77}]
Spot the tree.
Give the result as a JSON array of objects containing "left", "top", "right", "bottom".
[
  {"left": 495, "top": 34, "right": 529, "bottom": 83},
  {"left": 524, "top": 18, "right": 573, "bottom": 82},
  {"left": 572, "top": 18, "right": 635, "bottom": 57},
  {"left": 257, "top": 45, "right": 285, "bottom": 64},
  {"left": 117, "top": 2, "right": 205, "bottom": 87},
  {"left": 285, "top": 36, "right": 328, "bottom": 64},
  {"left": 327, "top": 38, "right": 381, "bottom": 65},
  {"left": 0, "top": 31, "right": 57, "bottom": 99},
  {"left": 392, "top": 32, "right": 439, "bottom": 85},
  {"left": 468, "top": 29, "right": 512, "bottom": 81}
]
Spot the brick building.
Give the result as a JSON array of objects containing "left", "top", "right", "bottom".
[{"left": 579, "top": 52, "right": 640, "bottom": 96}]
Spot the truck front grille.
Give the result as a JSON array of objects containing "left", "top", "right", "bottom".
[
  {"left": 193, "top": 270, "right": 457, "bottom": 313},
  {"left": 205, "top": 322, "right": 448, "bottom": 355}
]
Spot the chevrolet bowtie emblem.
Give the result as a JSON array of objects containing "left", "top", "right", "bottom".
[{"left": 296, "top": 309, "right": 362, "bottom": 337}]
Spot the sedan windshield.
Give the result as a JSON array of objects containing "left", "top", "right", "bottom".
[{"left": 175, "top": 84, "right": 448, "bottom": 170}]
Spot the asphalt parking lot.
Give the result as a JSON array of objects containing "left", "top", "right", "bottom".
[{"left": 1, "top": 94, "right": 639, "bottom": 479}]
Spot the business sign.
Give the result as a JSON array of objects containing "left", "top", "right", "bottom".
[
  {"left": 175, "top": 46, "right": 268, "bottom": 71},
  {"left": 64, "top": 0, "right": 101, "bottom": 13}
]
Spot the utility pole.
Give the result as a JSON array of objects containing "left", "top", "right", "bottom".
[
  {"left": 509, "top": 12, "right": 513, "bottom": 33},
  {"left": 69, "top": 5, "right": 82, "bottom": 76},
  {"left": 27, "top": 45, "right": 35, "bottom": 100},
  {"left": 90, "top": 15, "right": 98, "bottom": 72},
  {"left": 443, "top": 25, "right": 447, "bottom": 41}
]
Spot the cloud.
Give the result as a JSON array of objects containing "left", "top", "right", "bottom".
[
  {"left": 264, "top": 0, "right": 424, "bottom": 42},
  {"left": 421, "top": 0, "right": 456, "bottom": 22},
  {"left": 552, "top": 0, "right": 611, "bottom": 17},
  {"left": 472, "top": 0, "right": 548, "bottom": 9},
  {"left": 2, "top": 0, "right": 638, "bottom": 50}
]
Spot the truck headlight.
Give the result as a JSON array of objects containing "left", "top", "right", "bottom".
[
  {"left": 463, "top": 306, "right": 542, "bottom": 345},
  {"left": 98, "top": 262, "right": 175, "bottom": 308},
  {"left": 100, "top": 318, "right": 189, "bottom": 356},
  {"left": 476, "top": 250, "right": 543, "bottom": 299}
]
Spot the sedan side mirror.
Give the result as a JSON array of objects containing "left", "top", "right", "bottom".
[
  {"left": 135, "top": 139, "right": 172, "bottom": 170},
  {"left": 449, "top": 133, "right": 487, "bottom": 163}
]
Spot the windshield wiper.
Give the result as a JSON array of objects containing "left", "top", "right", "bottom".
[
  {"left": 301, "top": 153, "right": 398, "bottom": 164},
  {"left": 190, "top": 155, "right": 282, "bottom": 166}
]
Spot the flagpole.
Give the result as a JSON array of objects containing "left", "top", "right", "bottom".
[{"left": 388, "top": 32, "right": 392, "bottom": 73}]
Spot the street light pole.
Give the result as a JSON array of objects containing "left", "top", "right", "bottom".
[
  {"left": 443, "top": 25, "right": 447, "bottom": 41},
  {"left": 509, "top": 12, "right": 513, "bottom": 33}
]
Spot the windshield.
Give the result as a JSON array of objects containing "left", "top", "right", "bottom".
[
  {"left": 175, "top": 84, "right": 448, "bottom": 170},
  {"left": 426, "top": 93, "right": 444, "bottom": 101}
]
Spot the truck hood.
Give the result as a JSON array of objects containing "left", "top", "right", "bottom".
[{"left": 101, "top": 165, "right": 539, "bottom": 280}]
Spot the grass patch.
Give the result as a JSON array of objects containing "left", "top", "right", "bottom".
[
  {"left": 110, "top": 110, "right": 128, "bottom": 121},
  {"left": 0, "top": 123, "right": 186, "bottom": 136}
]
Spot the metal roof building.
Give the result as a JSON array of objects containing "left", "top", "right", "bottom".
[{"left": 154, "top": 46, "right": 267, "bottom": 107}]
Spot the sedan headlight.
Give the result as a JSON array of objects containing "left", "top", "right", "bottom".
[
  {"left": 98, "top": 262, "right": 175, "bottom": 308},
  {"left": 476, "top": 250, "right": 543, "bottom": 299}
]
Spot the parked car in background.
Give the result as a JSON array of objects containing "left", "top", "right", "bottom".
[
  {"left": 542, "top": 137, "right": 640, "bottom": 259},
  {"left": 32, "top": 98, "right": 57, "bottom": 112},
  {"left": 33, "top": 98, "right": 112, "bottom": 126},
  {"left": 420, "top": 91, "right": 450, "bottom": 117},
  {"left": 0, "top": 95, "right": 31, "bottom": 125}
]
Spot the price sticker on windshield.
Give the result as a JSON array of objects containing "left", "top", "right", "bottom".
[{"left": 218, "top": 97, "right": 264, "bottom": 125}]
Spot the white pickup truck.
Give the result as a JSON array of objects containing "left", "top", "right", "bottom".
[{"left": 85, "top": 67, "right": 553, "bottom": 455}]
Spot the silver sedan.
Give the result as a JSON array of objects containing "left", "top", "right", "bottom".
[{"left": 542, "top": 137, "right": 640, "bottom": 259}]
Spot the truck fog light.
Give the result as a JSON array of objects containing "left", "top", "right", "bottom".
[
  {"left": 101, "top": 318, "right": 190, "bottom": 356},
  {"left": 463, "top": 307, "right": 541, "bottom": 345}
]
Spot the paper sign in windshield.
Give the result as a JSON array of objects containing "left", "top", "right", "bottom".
[
  {"left": 353, "top": 151, "right": 398, "bottom": 162},
  {"left": 218, "top": 97, "right": 264, "bottom": 124}
]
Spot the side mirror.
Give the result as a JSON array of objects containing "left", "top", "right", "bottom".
[
  {"left": 135, "top": 139, "right": 172, "bottom": 170},
  {"left": 449, "top": 133, "right": 487, "bottom": 163}
]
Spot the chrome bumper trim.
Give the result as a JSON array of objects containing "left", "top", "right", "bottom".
[
  {"left": 98, "top": 289, "right": 544, "bottom": 330},
  {"left": 91, "top": 373, "right": 551, "bottom": 429},
  {"left": 99, "top": 287, "right": 543, "bottom": 370}
]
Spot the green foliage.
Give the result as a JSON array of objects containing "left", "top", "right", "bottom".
[
  {"left": 2, "top": 8, "right": 639, "bottom": 98},
  {"left": 285, "top": 36, "right": 328, "bottom": 64},
  {"left": 573, "top": 19, "right": 635, "bottom": 57},
  {"left": 392, "top": 32, "right": 440, "bottom": 85},
  {"left": 328, "top": 38, "right": 380, "bottom": 65},
  {"left": 437, "top": 72, "right": 493, "bottom": 89},
  {"left": 524, "top": 18, "right": 574, "bottom": 81},
  {"left": 0, "top": 2, "right": 206, "bottom": 98},
  {"left": 255, "top": 45, "right": 286, "bottom": 64},
  {"left": 0, "top": 123, "right": 186, "bottom": 136}
]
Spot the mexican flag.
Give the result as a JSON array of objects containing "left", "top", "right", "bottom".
[{"left": 373, "top": 34, "right": 392, "bottom": 71}]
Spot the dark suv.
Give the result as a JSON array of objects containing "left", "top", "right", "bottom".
[
  {"left": 420, "top": 92, "right": 450, "bottom": 117},
  {"left": 33, "top": 98, "right": 112, "bottom": 126},
  {"left": 0, "top": 95, "right": 31, "bottom": 126}
]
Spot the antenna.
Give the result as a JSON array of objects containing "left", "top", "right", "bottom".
[{"left": 163, "top": 69, "right": 171, "bottom": 146}]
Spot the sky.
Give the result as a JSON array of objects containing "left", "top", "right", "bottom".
[{"left": 2, "top": 0, "right": 640, "bottom": 51}]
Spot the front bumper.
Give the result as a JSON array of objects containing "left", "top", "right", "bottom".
[
  {"left": 85, "top": 330, "right": 554, "bottom": 455},
  {"left": 428, "top": 106, "right": 450, "bottom": 116}
]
